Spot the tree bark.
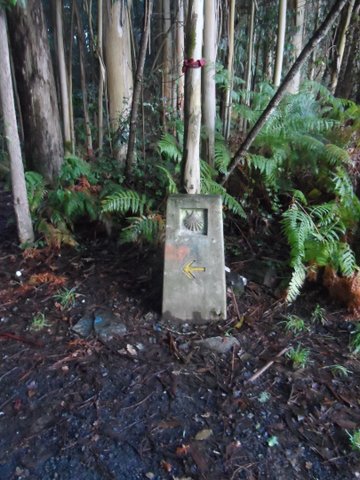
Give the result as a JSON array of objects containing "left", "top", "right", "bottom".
[
  {"left": 288, "top": 0, "right": 305, "bottom": 93},
  {"left": 74, "top": 0, "right": 94, "bottom": 159},
  {"left": 182, "top": 0, "right": 204, "bottom": 194},
  {"left": 202, "top": 0, "right": 217, "bottom": 166},
  {"left": 222, "top": 0, "right": 351, "bottom": 185},
  {"left": 329, "top": 0, "right": 356, "bottom": 93},
  {"left": 176, "top": 0, "right": 185, "bottom": 118},
  {"left": 54, "top": 0, "right": 72, "bottom": 150},
  {"left": 104, "top": 0, "right": 133, "bottom": 164},
  {"left": 162, "top": 0, "right": 173, "bottom": 127},
  {"left": 7, "top": 0, "right": 64, "bottom": 183},
  {"left": 273, "top": 0, "right": 287, "bottom": 87},
  {"left": 222, "top": 0, "right": 235, "bottom": 139},
  {"left": 125, "top": 0, "right": 153, "bottom": 177},
  {"left": 0, "top": 9, "right": 34, "bottom": 244},
  {"left": 97, "top": 0, "right": 105, "bottom": 152}
]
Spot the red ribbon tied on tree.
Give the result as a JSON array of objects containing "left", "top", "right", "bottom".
[{"left": 182, "top": 58, "right": 206, "bottom": 73}]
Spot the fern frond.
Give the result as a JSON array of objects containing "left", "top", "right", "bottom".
[
  {"left": 286, "top": 262, "right": 307, "bottom": 303},
  {"left": 337, "top": 242, "right": 357, "bottom": 277},
  {"left": 101, "top": 189, "right": 147, "bottom": 215},
  {"left": 214, "top": 138, "right": 231, "bottom": 174},
  {"left": 25, "top": 171, "right": 46, "bottom": 213},
  {"left": 156, "top": 165, "right": 178, "bottom": 194},
  {"left": 158, "top": 133, "right": 182, "bottom": 163},
  {"left": 60, "top": 155, "right": 93, "bottom": 184},
  {"left": 201, "top": 176, "right": 246, "bottom": 218},
  {"left": 120, "top": 215, "right": 164, "bottom": 244},
  {"left": 325, "top": 144, "right": 350, "bottom": 165}
]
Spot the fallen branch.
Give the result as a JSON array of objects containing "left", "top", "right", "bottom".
[{"left": 246, "top": 346, "right": 290, "bottom": 383}]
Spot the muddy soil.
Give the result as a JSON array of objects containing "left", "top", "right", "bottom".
[{"left": 1, "top": 190, "right": 360, "bottom": 480}]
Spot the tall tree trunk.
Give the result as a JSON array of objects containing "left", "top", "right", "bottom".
[
  {"left": 0, "top": 9, "right": 34, "bottom": 244},
  {"left": 335, "top": 1, "right": 360, "bottom": 98},
  {"left": 288, "top": 0, "right": 305, "bottom": 93},
  {"left": 241, "top": 0, "right": 256, "bottom": 132},
  {"left": 202, "top": 0, "right": 217, "bottom": 166},
  {"left": 74, "top": 0, "right": 94, "bottom": 159},
  {"left": 308, "top": 0, "right": 319, "bottom": 80},
  {"left": 222, "top": 0, "right": 235, "bottom": 139},
  {"left": 176, "top": 0, "right": 185, "bottom": 118},
  {"left": 104, "top": 0, "right": 133, "bottom": 164},
  {"left": 125, "top": 0, "right": 153, "bottom": 177},
  {"left": 273, "top": 0, "right": 287, "bottom": 87},
  {"left": 97, "top": 0, "right": 105, "bottom": 152},
  {"left": 183, "top": 0, "right": 204, "bottom": 194},
  {"left": 223, "top": 0, "right": 351, "bottom": 185},
  {"left": 68, "top": 0, "right": 76, "bottom": 153},
  {"left": 162, "top": 0, "right": 173, "bottom": 127},
  {"left": 7, "top": 0, "right": 64, "bottom": 183},
  {"left": 55, "top": 0, "right": 72, "bottom": 150},
  {"left": 329, "top": 0, "right": 355, "bottom": 93}
]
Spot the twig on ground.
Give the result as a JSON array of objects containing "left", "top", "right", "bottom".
[{"left": 247, "top": 346, "right": 290, "bottom": 383}]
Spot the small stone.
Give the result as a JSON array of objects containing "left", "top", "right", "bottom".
[
  {"left": 72, "top": 315, "right": 93, "bottom": 337},
  {"left": 195, "top": 336, "right": 240, "bottom": 354}
]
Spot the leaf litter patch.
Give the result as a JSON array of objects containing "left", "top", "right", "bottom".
[{"left": 0, "top": 239, "right": 360, "bottom": 478}]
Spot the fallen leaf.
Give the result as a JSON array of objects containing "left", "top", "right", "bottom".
[
  {"left": 195, "top": 428, "right": 213, "bottom": 441},
  {"left": 160, "top": 460, "right": 172, "bottom": 472},
  {"left": 176, "top": 444, "right": 191, "bottom": 456},
  {"left": 126, "top": 344, "right": 137, "bottom": 356}
]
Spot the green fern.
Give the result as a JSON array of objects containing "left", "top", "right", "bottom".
[
  {"left": 101, "top": 189, "right": 148, "bottom": 215},
  {"left": 59, "top": 155, "right": 95, "bottom": 185},
  {"left": 158, "top": 133, "right": 182, "bottom": 163},
  {"left": 25, "top": 171, "right": 46, "bottom": 214},
  {"left": 120, "top": 215, "right": 164, "bottom": 244},
  {"left": 156, "top": 165, "right": 179, "bottom": 194}
]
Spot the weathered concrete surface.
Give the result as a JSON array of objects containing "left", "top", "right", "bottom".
[{"left": 162, "top": 194, "right": 226, "bottom": 322}]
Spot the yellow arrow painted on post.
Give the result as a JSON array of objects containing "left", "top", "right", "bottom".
[{"left": 183, "top": 260, "right": 206, "bottom": 279}]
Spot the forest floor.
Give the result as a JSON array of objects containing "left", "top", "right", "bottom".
[{"left": 1, "top": 186, "right": 360, "bottom": 480}]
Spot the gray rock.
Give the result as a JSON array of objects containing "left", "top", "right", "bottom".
[
  {"left": 93, "top": 308, "right": 127, "bottom": 344},
  {"left": 195, "top": 336, "right": 240, "bottom": 354},
  {"left": 71, "top": 314, "right": 93, "bottom": 337}
]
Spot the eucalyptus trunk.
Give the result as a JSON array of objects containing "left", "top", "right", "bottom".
[
  {"left": 176, "top": 0, "right": 185, "bottom": 117},
  {"left": 183, "top": 0, "right": 204, "bottom": 194},
  {"left": 202, "top": 0, "right": 218, "bottom": 166},
  {"left": 126, "top": 0, "right": 153, "bottom": 177},
  {"left": 55, "top": 0, "right": 72, "bottom": 150},
  {"left": 273, "top": 0, "right": 287, "bottom": 87},
  {"left": 288, "top": 0, "right": 305, "bottom": 93},
  {"left": 7, "top": 0, "right": 64, "bottom": 183},
  {"left": 74, "top": 0, "right": 94, "bottom": 159},
  {"left": 162, "top": 0, "right": 173, "bottom": 127},
  {"left": 0, "top": 9, "right": 34, "bottom": 244},
  {"left": 222, "top": 0, "right": 235, "bottom": 139},
  {"left": 98, "top": 0, "right": 105, "bottom": 152},
  {"left": 104, "top": 0, "right": 133, "bottom": 164},
  {"left": 329, "top": 0, "right": 356, "bottom": 93}
]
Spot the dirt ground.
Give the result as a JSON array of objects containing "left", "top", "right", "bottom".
[{"left": 1, "top": 187, "right": 360, "bottom": 480}]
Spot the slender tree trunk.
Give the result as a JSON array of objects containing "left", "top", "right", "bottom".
[
  {"left": 335, "top": 2, "right": 360, "bottom": 98},
  {"left": 176, "top": 0, "right": 185, "bottom": 118},
  {"left": 68, "top": 0, "right": 76, "bottom": 153},
  {"left": 223, "top": 0, "right": 351, "bottom": 185},
  {"left": 162, "top": 0, "right": 173, "bottom": 127},
  {"left": 98, "top": 0, "right": 105, "bottom": 152},
  {"left": 241, "top": 0, "right": 256, "bottom": 132},
  {"left": 329, "top": 0, "right": 355, "bottom": 93},
  {"left": 222, "top": 0, "right": 235, "bottom": 139},
  {"left": 74, "top": 0, "right": 94, "bottom": 159},
  {"left": 273, "top": 0, "right": 287, "bottom": 87},
  {"left": 125, "top": 0, "right": 153, "bottom": 177},
  {"left": 183, "top": 0, "right": 204, "bottom": 194},
  {"left": 55, "top": 0, "right": 72, "bottom": 150},
  {"left": 7, "top": 0, "right": 64, "bottom": 183},
  {"left": 0, "top": 9, "right": 34, "bottom": 244},
  {"left": 308, "top": 0, "right": 320, "bottom": 80},
  {"left": 288, "top": 0, "right": 305, "bottom": 93},
  {"left": 202, "top": 0, "right": 217, "bottom": 166},
  {"left": 104, "top": 0, "right": 133, "bottom": 164}
]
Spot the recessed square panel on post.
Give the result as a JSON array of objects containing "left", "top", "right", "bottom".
[{"left": 162, "top": 194, "right": 226, "bottom": 322}]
